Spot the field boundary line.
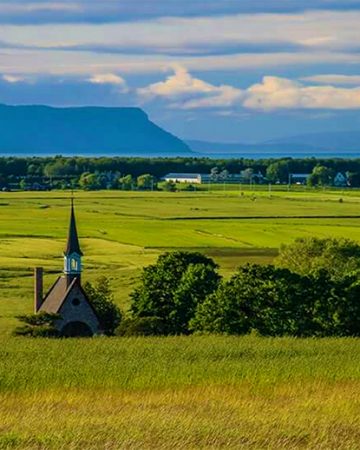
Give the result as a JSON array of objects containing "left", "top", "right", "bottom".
[{"left": 166, "top": 215, "right": 360, "bottom": 221}]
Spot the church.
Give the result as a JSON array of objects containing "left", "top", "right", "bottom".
[{"left": 34, "top": 200, "right": 101, "bottom": 337}]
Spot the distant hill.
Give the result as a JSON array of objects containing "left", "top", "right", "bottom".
[
  {"left": 187, "top": 131, "right": 360, "bottom": 156},
  {"left": 0, "top": 104, "right": 191, "bottom": 156},
  {"left": 265, "top": 131, "right": 360, "bottom": 152}
]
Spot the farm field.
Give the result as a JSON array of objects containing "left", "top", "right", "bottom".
[
  {"left": 1, "top": 187, "right": 360, "bottom": 332},
  {"left": 1, "top": 188, "right": 360, "bottom": 449}
]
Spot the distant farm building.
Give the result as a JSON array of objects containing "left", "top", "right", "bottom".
[
  {"left": 164, "top": 173, "right": 202, "bottom": 184},
  {"left": 290, "top": 173, "right": 311, "bottom": 184},
  {"left": 163, "top": 173, "right": 250, "bottom": 184},
  {"left": 334, "top": 172, "right": 348, "bottom": 187},
  {"left": 34, "top": 200, "right": 101, "bottom": 337}
]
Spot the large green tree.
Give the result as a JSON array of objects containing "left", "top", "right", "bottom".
[
  {"left": 130, "top": 252, "right": 221, "bottom": 334},
  {"left": 190, "top": 264, "right": 313, "bottom": 336},
  {"left": 276, "top": 237, "right": 360, "bottom": 281}
]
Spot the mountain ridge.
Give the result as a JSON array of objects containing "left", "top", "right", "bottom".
[
  {"left": 0, "top": 104, "right": 191, "bottom": 155},
  {"left": 187, "top": 131, "right": 360, "bottom": 155}
]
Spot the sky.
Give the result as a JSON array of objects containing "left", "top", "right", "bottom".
[{"left": 1, "top": 1, "right": 360, "bottom": 142}]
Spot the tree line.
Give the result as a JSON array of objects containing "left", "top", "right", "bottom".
[
  {"left": 119, "top": 238, "right": 360, "bottom": 337},
  {"left": 2, "top": 156, "right": 360, "bottom": 189}
]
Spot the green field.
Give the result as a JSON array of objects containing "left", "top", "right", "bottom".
[
  {"left": 1, "top": 188, "right": 360, "bottom": 448},
  {"left": 1, "top": 188, "right": 360, "bottom": 326}
]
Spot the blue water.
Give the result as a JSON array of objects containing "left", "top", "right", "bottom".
[
  {"left": 201, "top": 152, "right": 360, "bottom": 159},
  {"left": 1, "top": 151, "right": 360, "bottom": 159}
]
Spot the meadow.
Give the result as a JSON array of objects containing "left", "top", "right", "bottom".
[
  {"left": 2, "top": 336, "right": 360, "bottom": 449},
  {"left": 1, "top": 187, "right": 360, "bottom": 448}
]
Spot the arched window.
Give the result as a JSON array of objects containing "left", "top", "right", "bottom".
[{"left": 71, "top": 258, "right": 78, "bottom": 271}]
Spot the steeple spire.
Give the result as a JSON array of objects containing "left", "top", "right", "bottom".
[
  {"left": 64, "top": 198, "right": 83, "bottom": 257},
  {"left": 64, "top": 198, "right": 83, "bottom": 284}
]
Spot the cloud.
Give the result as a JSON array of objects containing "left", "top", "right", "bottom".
[
  {"left": 2, "top": 74, "right": 24, "bottom": 83},
  {"left": 2, "top": 10, "right": 360, "bottom": 78},
  {"left": 1, "top": 1, "right": 360, "bottom": 25},
  {"left": 138, "top": 66, "right": 218, "bottom": 98},
  {"left": 137, "top": 66, "right": 243, "bottom": 109},
  {"left": 3, "top": 11, "right": 360, "bottom": 57},
  {"left": 87, "top": 73, "right": 128, "bottom": 91},
  {"left": 301, "top": 74, "right": 360, "bottom": 85},
  {"left": 139, "top": 68, "right": 360, "bottom": 111},
  {"left": 244, "top": 76, "right": 360, "bottom": 110}
]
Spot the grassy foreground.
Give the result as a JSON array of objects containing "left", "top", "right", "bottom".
[{"left": 1, "top": 335, "right": 360, "bottom": 449}]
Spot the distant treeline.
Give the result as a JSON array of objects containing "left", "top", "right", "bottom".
[{"left": 1, "top": 155, "right": 360, "bottom": 188}]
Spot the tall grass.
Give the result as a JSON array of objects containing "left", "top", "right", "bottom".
[{"left": 1, "top": 336, "right": 360, "bottom": 448}]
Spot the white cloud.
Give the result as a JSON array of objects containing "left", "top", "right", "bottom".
[
  {"left": 301, "top": 74, "right": 360, "bottom": 85},
  {"left": 137, "top": 66, "right": 243, "bottom": 109},
  {"left": 244, "top": 76, "right": 360, "bottom": 110},
  {"left": 139, "top": 66, "right": 218, "bottom": 98},
  {"left": 2, "top": 74, "right": 24, "bottom": 83},
  {"left": 87, "top": 73, "right": 128, "bottom": 92},
  {"left": 139, "top": 69, "right": 360, "bottom": 111}
]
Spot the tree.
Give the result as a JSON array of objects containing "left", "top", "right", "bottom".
[
  {"left": 84, "top": 277, "right": 122, "bottom": 336},
  {"left": 276, "top": 237, "right": 360, "bottom": 281},
  {"left": 347, "top": 172, "right": 360, "bottom": 187},
  {"left": 190, "top": 264, "right": 312, "bottom": 336},
  {"left": 309, "top": 165, "right": 335, "bottom": 186},
  {"left": 137, "top": 174, "right": 155, "bottom": 190},
  {"left": 266, "top": 161, "right": 288, "bottom": 183},
  {"left": 130, "top": 252, "right": 221, "bottom": 334},
  {"left": 219, "top": 169, "right": 229, "bottom": 182},
  {"left": 162, "top": 180, "right": 176, "bottom": 192},
  {"left": 79, "top": 172, "right": 101, "bottom": 190},
  {"left": 210, "top": 167, "right": 219, "bottom": 182},
  {"left": 44, "top": 159, "right": 78, "bottom": 178},
  {"left": 118, "top": 174, "right": 134, "bottom": 190},
  {"left": 337, "top": 277, "right": 360, "bottom": 336},
  {"left": 240, "top": 168, "right": 254, "bottom": 183},
  {"left": 306, "top": 173, "right": 318, "bottom": 187},
  {"left": 19, "top": 179, "right": 26, "bottom": 190}
]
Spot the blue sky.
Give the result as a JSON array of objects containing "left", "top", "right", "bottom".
[{"left": 1, "top": 1, "right": 360, "bottom": 142}]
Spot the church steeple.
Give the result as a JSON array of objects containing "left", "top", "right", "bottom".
[
  {"left": 65, "top": 198, "right": 83, "bottom": 257},
  {"left": 64, "top": 198, "right": 83, "bottom": 284}
]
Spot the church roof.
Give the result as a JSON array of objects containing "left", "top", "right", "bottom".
[
  {"left": 39, "top": 276, "right": 98, "bottom": 319},
  {"left": 64, "top": 199, "right": 83, "bottom": 256},
  {"left": 40, "top": 276, "right": 76, "bottom": 314}
]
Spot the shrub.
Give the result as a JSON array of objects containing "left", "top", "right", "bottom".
[
  {"left": 116, "top": 317, "right": 166, "bottom": 336},
  {"left": 84, "top": 277, "right": 122, "bottom": 336},
  {"left": 14, "top": 325, "right": 59, "bottom": 338},
  {"left": 13, "top": 312, "right": 60, "bottom": 337}
]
